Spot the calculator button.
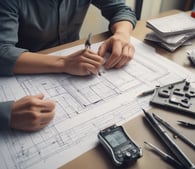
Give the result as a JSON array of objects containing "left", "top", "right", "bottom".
[{"left": 125, "top": 151, "right": 131, "bottom": 158}]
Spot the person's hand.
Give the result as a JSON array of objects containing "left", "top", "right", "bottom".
[
  {"left": 62, "top": 49, "right": 105, "bottom": 76},
  {"left": 10, "top": 93, "right": 55, "bottom": 132},
  {"left": 98, "top": 32, "right": 135, "bottom": 69}
]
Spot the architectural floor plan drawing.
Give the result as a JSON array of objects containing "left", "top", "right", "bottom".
[{"left": 0, "top": 38, "right": 194, "bottom": 169}]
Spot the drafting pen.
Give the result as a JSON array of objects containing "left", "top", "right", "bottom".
[
  {"left": 137, "top": 89, "right": 155, "bottom": 97},
  {"left": 144, "top": 141, "right": 183, "bottom": 169},
  {"left": 85, "top": 33, "right": 101, "bottom": 76},
  {"left": 142, "top": 109, "right": 195, "bottom": 169},
  {"left": 85, "top": 32, "right": 92, "bottom": 49},
  {"left": 153, "top": 114, "right": 195, "bottom": 150},
  {"left": 177, "top": 120, "right": 195, "bottom": 129}
]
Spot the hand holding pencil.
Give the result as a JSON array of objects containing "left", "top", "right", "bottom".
[{"left": 61, "top": 33, "right": 104, "bottom": 76}]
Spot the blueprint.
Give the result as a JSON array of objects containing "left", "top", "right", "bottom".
[{"left": 0, "top": 38, "right": 194, "bottom": 169}]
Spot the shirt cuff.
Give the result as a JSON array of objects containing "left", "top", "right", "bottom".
[
  {"left": 0, "top": 101, "right": 14, "bottom": 130},
  {"left": 109, "top": 16, "right": 137, "bottom": 32},
  {"left": 108, "top": 8, "right": 137, "bottom": 31},
  {"left": 0, "top": 45, "right": 28, "bottom": 76}
]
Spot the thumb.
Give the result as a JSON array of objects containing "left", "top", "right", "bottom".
[{"left": 98, "top": 42, "right": 108, "bottom": 57}]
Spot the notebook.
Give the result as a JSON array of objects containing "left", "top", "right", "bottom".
[{"left": 146, "top": 12, "right": 195, "bottom": 37}]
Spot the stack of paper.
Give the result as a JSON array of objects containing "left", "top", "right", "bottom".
[
  {"left": 187, "top": 48, "right": 195, "bottom": 67},
  {"left": 145, "top": 12, "right": 195, "bottom": 52}
]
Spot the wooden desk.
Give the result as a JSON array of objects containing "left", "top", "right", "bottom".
[{"left": 42, "top": 10, "right": 195, "bottom": 169}]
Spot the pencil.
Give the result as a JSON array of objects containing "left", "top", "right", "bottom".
[
  {"left": 85, "top": 32, "right": 92, "bottom": 49},
  {"left": 177, "top": 120, "right": 195, "bottom": 129},
  {"left": 137, "top": 89, "right": 155, "bottom": 97},
  {"left": 153, "top": 114, "right": 195, "bottom": 150},
  {"left": 143, "top": 109, "right": 195, "bottom": 169},
  {"left": 144, "top": 141, "right": 183, "bottom": 169},
  {"left": 85, "top": 33, "right": 101, "bottom": 76}
]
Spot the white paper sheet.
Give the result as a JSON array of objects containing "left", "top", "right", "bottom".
[{"left": 0, "top": 38, "right": 194, "bottom": 169}]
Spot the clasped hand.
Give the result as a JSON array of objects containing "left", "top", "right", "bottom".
[
  {"left": 99, "top": 32, "right": 135, "bottom": 69},
  {"left": 10, "top": 94, "right": 55, "bottom": 131}
]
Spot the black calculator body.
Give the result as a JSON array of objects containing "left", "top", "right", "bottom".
[{"left": 98, "top": 125, "right": 142, "bottom": 167}]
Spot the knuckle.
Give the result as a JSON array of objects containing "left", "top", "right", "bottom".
[
  {"left": 28, "top": 97, "right": 39, "bottom": 106},
  {"left": 122, "top": 55, "right": 131, "bottom": 63},
  {"left": 28, "top": 105, "right": 38, "bottom": 112},
  {"left": 79, "top": 63, "right": 86, "bottom": 70},
  {"left": 31, "top": 112, "right": 40, "bottom": 121},
  {"left": 30, "top": 121, "right": 39, "bottom": 129},
  {"left": 122, "top": 53, "right": 129, "bottom": 59},
  {"left": 51, "top": 111, "right": 56, "bottom": 117},
  {"left": 111, "top": 52, "right": 118, "bottom": 59},
  {"left": 112, "top": 39, "right": 121, "bottom": 46},
  {"left": 97, "top": 57, "right": 104, "bottom": 64},
  {"left": 51, "top": 102, "right": 56, "bottom": 109},
  {"left": 129, "top": 55, "right": 133, "bottom": 60},
  {"left": 48, "top": 111, "right": 55, "bottom": 120},
  {"left": 96, "top": 63, "right": 102, "bottom": 69},
  {"left": 48, "top": 101, "right": 56, "bottom": 109},
  {"left": 111, "top": 36, "right": 120, "bottom": 42}
]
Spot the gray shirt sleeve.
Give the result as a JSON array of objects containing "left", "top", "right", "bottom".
[
  {"left": 0, "top": 101, "right": 14, "bottom": 130},
  {"left": 0, "top": 1, "right": 27, "bottom": 76},
  {"left": 92, "top": 0, "right": 137, "bottom": 30}
]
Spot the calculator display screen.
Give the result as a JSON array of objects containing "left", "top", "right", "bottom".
[{"left": 105, "top": 130, "right": 128, "bottom": 148}]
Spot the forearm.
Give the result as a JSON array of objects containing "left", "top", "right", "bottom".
[
  {"left": 13, "top": 52, "right": 64, "bottom": 74},
  {"left": 111, "top": 21, "right": 134, "bottom": 37}
]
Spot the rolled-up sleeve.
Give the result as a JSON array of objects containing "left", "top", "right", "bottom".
[
  {"left": 0, "top": 101, "right": 14, "bottom": 130},
  {"left": 0, "top": 0, "right": 27, "bottom": 76},
  {"left": 92, "top": 0, "right": 137, "bottom": 30}
]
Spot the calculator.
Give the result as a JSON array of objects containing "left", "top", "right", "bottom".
[
  {"left": 98, "top": 125, "right": 142, "bottom": 167},
  {"left": 150, "top": 79, "right": 195, "bottom": 116}
]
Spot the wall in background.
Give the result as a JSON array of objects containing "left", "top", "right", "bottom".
[
  {"left": 140, "top": 0, "right": 187, "bottom": 19},
  {"left": 80, "top": 5, "right": 108, "bottom": 39},
  {"left": 160, "top": 0, "right": 187, "bottom": 12},
  {"left": 140, "top": 0, "right": 162, "bottom": 19}
]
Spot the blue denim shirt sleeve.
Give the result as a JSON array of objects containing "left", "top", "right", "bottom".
[
  {"left": 0, "top": 46, "right": 28, "bottom": 76},
  {"left": 0, "top": 101, "right": 14, "bottom": 130},
  {"left": 0, "top": 0, "right": 27, "bottom": 76},
  {"left": 92, "top": 0, "right": 137, "bottom": 30}
]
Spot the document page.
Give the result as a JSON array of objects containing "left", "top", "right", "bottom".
[
  {"left": 0, "top": 38, "right": 194, "bottom": 169},
  {"left": 146, "top": 12, "right": 195, "bottom": 36}
]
